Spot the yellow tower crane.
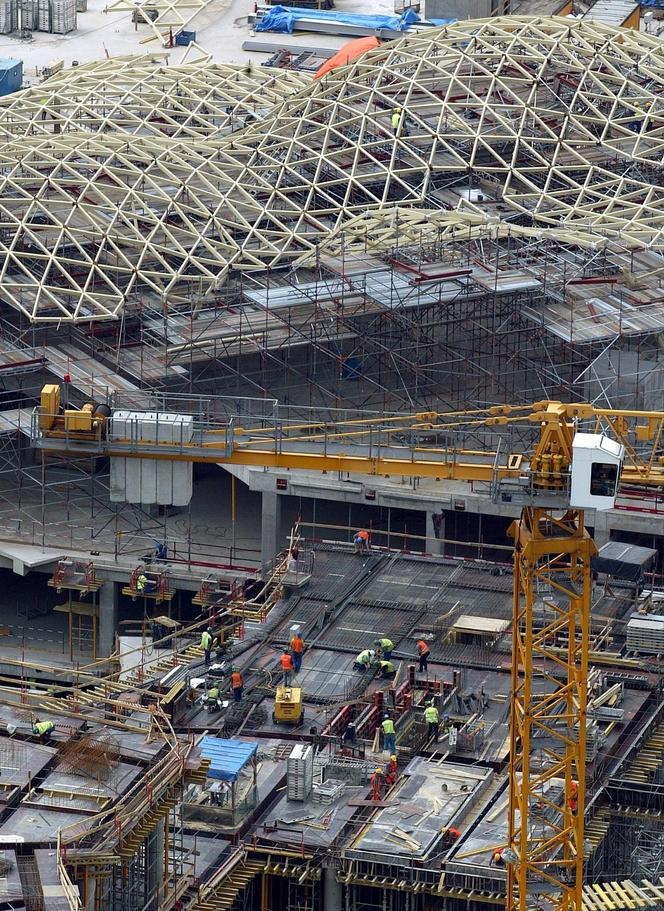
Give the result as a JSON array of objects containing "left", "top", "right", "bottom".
[{"left": 33, "top": 390, "right": 664, "bottom": 911}]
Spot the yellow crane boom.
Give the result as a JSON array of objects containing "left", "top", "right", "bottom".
[{"left": 32, "top": 389, "right": 664, "bottom": 911}]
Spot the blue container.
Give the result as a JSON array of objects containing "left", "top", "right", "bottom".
[
  {"left": 0, "top": 58, "right": 22, "bottom": 97},
  {"left": 175, "top": 29, "right": 196, "bottom": 45}
]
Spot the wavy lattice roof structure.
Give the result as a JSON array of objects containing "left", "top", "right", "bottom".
[
  {"left": 0, "top": 16, "right": 664, "bottom": 322},
  {"left": 0, "top": 54, "right": 309, "bottom": 140}
]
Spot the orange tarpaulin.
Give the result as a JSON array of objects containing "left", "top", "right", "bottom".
[{"left": 313, "top": 37, "right": 381, "bottom": 80}]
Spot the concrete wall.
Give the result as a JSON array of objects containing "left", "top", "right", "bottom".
[{"left": 424, "top": 0, "right": 492, "bottom": 18}]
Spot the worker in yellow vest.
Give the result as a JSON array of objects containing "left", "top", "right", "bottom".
[
  {"left": 424, "top": 702, "right": 439, "bottom": 743},
  {"left": 32, "top": 719, "right": 55, "bottom": 743},
  {"left": 381, "top": 714, "right": 396, "bottom": 754},
  {"left": 200, "top": 628, "right": 213, "bottom": 665}
]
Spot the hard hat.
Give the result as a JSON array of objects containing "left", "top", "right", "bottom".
[
  {"left": 207, "top": 627, "right": 212, "bottom": 633},
  {"left": 375, "top": 767, "right": 382, "bottom": 774},
  {"left": 390, "top": 755, "right": 397, "bottom": 761},
  {"left": 383, "top": 713, "right": 389, "bottom": 719}
]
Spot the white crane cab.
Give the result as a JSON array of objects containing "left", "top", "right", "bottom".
[{"left": 569, "top": 433, "right": 624, "bottom": 511}]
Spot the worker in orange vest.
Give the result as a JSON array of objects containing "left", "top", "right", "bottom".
[
  {"left": 354, "top": 529, "right": 370, "bottom": 553},
  {"left": 416, "top": 639, "right": 430, "bottom": 672},
  {"left": 385, "top": 754, "right": 398, "bottom": 788},
  {"left": 370, "top": 767, "right": 383, "bottom": 801},
  {"left": 281, "top": 649, "right": 293, "bottom": 686},
  {"left": 231, "top": 668, "right": 243, "bottom": 702},
  {"left": 290, "top": 631, "right": 305, "bottom": 674},
  {"left": 490, "top": 850, "right": 504, "bottom": 867},
  {"left": 569, "top": 780, "right": 579, "bottom": 814}
]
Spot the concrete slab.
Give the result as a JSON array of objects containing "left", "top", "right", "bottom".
[
  {"left": 346, "top": 758, "right": 493, "bottom": 863},
  {"left": 41, "top": 760, "right": 142, "bottom": 797},
  {"left": 0, "top": 806, "right": 90, "bottom": 844},
  {"left": 255, "top": 785, "right": 366, "bottom": 850}
]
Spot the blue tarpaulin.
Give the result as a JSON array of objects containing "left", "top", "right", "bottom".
[
  {"left": 256, "top": 6, "right": 420, "bottom": 34},
  {"left": 200, "top": 737, "right": 257, "bottom": 782}
]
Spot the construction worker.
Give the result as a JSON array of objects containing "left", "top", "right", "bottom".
[
  {"left": 354, "top": 529, "right": 370, "bottom": 553},
  {"left": 569, "top": 780, "right": 579, "bottom": 814},
  {"left": 201, "top": 627, "right": 213, "bottom": 666},
  {"left": 281, "top": 649, "right": 293, "bottom": 686},
  {"left": 374, "top": 638, "right": 394, "bottom": 660},
  {"left": 290, "top": 631, "right": 305, "bottom": 673},
  {"left": 137, "top": 572, "right": 156, "bottom": 594},
  {"left": 416, "top": 639, "right": 430, "bottom": 672},
  {"left": 391, "top": 107, "right": 402, "bottom": 135},
  {"left": 381, "top": 714, "right": 396, "bottom": 754},
  {"left": 154, "top": 541, "right": 168, "bottom": 560},
  {"left": 385, "top": 754, "right": 398, "bottom": 787},
  {"left": 370, "top": 767, "right": 383, "bottom": 801},
  {"left": 206, "top": 684, "right": 220, "bottom": 712},
  {"left": 373, "top": 659, "right": 397, "bottom": 679},
  {"left": 231, "top": 668, "right": 243, "bottom": 702},
  {"left": 32, "top": 719, "right": 55, "bottom": 743},
  {"left": 424, "top": 701, "right": 439, "bottom": 743},
  {"left": 353, "top": 648, "right": 375, "bottom": 671},
  {"left": 490, "top": 850, "right": 505, "bottom": 867},
  {"left": 343, "top": 721, "right": 356, "bottom": 745}
]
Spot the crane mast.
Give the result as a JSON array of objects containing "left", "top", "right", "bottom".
[
  {"left": 508, "top": 508, "right": 593, "bottom": 911},
  {"left": 33, "top": 390, "right": 664, "bottom": 911}
]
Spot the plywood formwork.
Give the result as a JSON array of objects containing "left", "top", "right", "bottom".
[{"left": 0, "top": 18, "right": 663, "bottom": 323}]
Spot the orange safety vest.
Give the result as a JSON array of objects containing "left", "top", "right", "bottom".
[
  {"left": 358, "top": 530, "right": 369, "bottom": 540},
  {"left": 231, "top": 672, "right": 243, "bottom": 689},
  {"left": 281, "top": 653, "right": 293, "bottom": 671},
  {"left": 291, "top": 637, "right": 304, "bottom": 653},
  {"left": 417, "top": 640, "right": 430, "bottom": 656}
]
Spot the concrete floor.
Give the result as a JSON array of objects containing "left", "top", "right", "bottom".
[{"left": 4, "top": 0, "right": 390, "bottom": 79}]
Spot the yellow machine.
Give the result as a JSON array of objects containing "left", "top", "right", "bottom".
[
  {"left": 34, "top": 390, "right": 664, "bottom": 911},
  {"left": 273, "top": 686, "right": 304, "bottom": 726},
  {"left": 39, "top": 384, "right": 110, "bottom": 438}
]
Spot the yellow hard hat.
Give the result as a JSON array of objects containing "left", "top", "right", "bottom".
[
  {"left": 390, "top": 755, "right": 397, "bottom": 761},
  {"left": 375, "top": 767, "right": 382, "bottom": 774}
]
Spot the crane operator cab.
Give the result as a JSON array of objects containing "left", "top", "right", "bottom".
[{"left": 570, "top": 433, "right": 625, "bottom": 511}]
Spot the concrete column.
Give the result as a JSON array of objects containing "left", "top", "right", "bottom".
[
  {"left": 425, "top": 509, "right": 445, "bottom": 556},
  {"left": 261, "top": 491, "right": 282, "bottom": 570},
  {"left": 144, "top": 817, "right": 165, "bottom": 910},
  {"left": 323, "top": 866, "right": 342, "bottom": 911},
  {"left": 98, "top": 581, "right": 118, "bottom": 658}
]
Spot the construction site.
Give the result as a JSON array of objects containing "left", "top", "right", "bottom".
[{"left": 0, "top": 8, "right": 662, "bottom": 911}]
